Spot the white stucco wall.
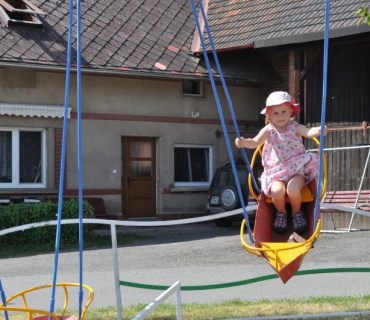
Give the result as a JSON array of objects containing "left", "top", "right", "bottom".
[{"left": 0, "top": 67, "right": 262, "bottom": 216}]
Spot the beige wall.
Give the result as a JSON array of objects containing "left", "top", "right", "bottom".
[{"left": 0, "top": 67, "right": 261, "bottom": 216}]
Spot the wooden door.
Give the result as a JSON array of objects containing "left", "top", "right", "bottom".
[{"left": 122, "top": 137, "right": 156, "bottom": 219}]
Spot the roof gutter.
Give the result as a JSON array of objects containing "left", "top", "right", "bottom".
[
  {"left": 254, "top": 24, "right": 370, "bottom": 49},
  {"left": 0, "top": 61, "right": 216, "bottom": 81},
  {"left": 192, "top": 43, "right": 254, "bottom": 56}
]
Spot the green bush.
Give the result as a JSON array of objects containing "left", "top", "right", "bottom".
[{"left": 0, "top": 200, "right": 94, "bottom": 247}]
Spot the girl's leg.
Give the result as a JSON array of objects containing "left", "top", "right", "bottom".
[
  {"left": 270, "top": 180, "right": 287, "bottom": 213},
  {"left": 287, "top": 174, "right": 307, "bottom": 233},
  {"left": 270, "top": 180, "right": 287, "bottom": 233},
  {"left": 286, "top": 174, "right": 305, "bottom": 213}
]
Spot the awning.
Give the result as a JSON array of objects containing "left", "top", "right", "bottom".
[{"left": 0, "top": 103, "right": 71, "bottom": 119}]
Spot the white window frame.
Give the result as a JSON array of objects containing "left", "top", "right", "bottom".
[
  {"left": 0, "top": 127, "right": 46, "bottom": 188},
  {"left": 174, "top": 144, "right": 212, "bottom": 187}
]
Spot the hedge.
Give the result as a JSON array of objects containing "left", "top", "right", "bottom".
[{"left": 0, "top": 200, "right": 94, "bottom": 247}]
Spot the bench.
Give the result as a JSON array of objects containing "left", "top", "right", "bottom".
[
  {"left": 321, "top": 190, "right": 370, "bottom": 212},
  {"left": 321, "top": 190, "right": 370, "bottom": 230},
  {"left": 48, "top": 197, "right": 119, "bottom": 220}
]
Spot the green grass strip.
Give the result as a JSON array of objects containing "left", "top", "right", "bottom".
[{"left": 120, "top": 267, "right": 370, "bottom": 291}]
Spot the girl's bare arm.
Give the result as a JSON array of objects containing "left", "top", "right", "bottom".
[
  {"left": 296, "top": 124, "right": 328, "bottom": 138},
  {"left": 235, "top": 127, "right": 268, "bottom": 149}
]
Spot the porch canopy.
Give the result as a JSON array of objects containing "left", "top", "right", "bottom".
[{"left": 0, "top": 103, "right": 70, "bottom": 118}]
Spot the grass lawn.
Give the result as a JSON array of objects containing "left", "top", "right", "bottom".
[
  {"left": 3, "top": 296, "right": 369, "bottom": 319},
  {"left": 89, "top": 296, "right": 370, "bottom": 319}
]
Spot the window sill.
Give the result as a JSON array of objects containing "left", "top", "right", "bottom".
[{"left": 0, "top": 189, "right": 56, "bottom": 195}]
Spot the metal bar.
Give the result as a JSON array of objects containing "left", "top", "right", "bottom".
[
  {"left": 0, "top": 61, "right": 217, "bottom": 82},
  {"left": 7, "top": 8, "right": 38, "bottom": 14},
  {"left": 176, "top": 284, "right": 182, "bottom": 320},
  {"left": 133, "top": 281, "right": 181, "bottom": 320},
  {"left": 309, "top": 144, "right": 370, "bottom": 232},
  {"left": 111, "top": 224, "right": 123, "bottom": 320},
  {"left": 348, "top": 147, "right": 370, "bottom": 231},
  {"left": 307, "top": 145, "right": 370, "bottom": 152},
  {"left": 0, "top": 206, "right": 259, "bottom": 237}
]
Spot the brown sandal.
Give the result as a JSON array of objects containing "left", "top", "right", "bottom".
[
  {"left": 292, "top": 211, "right": 307, "bottom": 234},
  {"left": 273, "top": 212, "right": 287, "bottom": 233}
]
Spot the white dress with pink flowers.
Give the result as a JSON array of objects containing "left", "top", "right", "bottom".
[{"left": 261, "top": 121, "right": 319, "bottom": 197}]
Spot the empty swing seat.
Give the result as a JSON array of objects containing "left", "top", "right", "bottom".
[{"left": 0, "top": 283, "right": 94, "bottom": 320}]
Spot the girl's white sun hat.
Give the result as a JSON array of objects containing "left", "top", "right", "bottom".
[{"left": 261, "top": 91, "right": 300, "bottom": 117}]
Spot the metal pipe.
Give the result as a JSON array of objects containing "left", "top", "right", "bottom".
[
  {"left": 308, "top": 145, "right": 370, "bottom": 232},
  {"left": 176, "top": 283, "right": 182, "bottom": 320},
  {"left": 0, "top": 61, "right": 218, "bottom": 81},
  {"left": 307, "top": 145, "right": 370, "bottom": 152},
  {"left": 111, "top": 224, "right": 123, "bottom": 320},
  {"left": 348, "top": 147, "right": 370, "bottom": 231}
]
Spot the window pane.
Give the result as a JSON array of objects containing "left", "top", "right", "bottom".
[
  {"left": 183, "top": 80, "right": 201, "bottom": 95},
  {"left": 19, "top": 131, "right": 42, "bottom": 183},
  {"left": 130, "top": 161, "right": 152, "bottom": 177},
  {"left": 130, "top": 142, "right": 152, "bottom": 158},
  {"left": 0, "top": 131, "right": 12, "bottom": 183},
  {"left": 174, "top": 147, "right": 209, "bottom": 182},
  {"left": 217, "top": 170, "right": 230, "bottom": 188},
  {"left": 189, "top": 148, "right": 208, "bottom": 182},
  {"left": 174, "top": 148, "right": 189, "bottom": 181},
  {"left": 233, "top": 170, "right": 248, "bottom": 185}
]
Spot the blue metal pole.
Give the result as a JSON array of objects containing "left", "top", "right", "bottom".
[
  {"left": 76, "top": 0, "right": 84, "bottom": 316},
  {"left": 313, "top": 0, "right": 330, "bottom": 233},
  {"left": 189, "top": 0, "right": 254, "bottom": 243},
  {"left": 196, "top": 0, "right": 261, "bottom": 194},
  {"left": 0, "top": 276, "right": 9, "bottom": 320},
  {"left": 48, "top": 0, "right": 74, "bottom": 316}
]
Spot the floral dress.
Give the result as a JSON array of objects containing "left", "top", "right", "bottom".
[{"left": 261, "top": 121, "right": 319, "bottom": 197}]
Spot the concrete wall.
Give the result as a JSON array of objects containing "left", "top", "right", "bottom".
[{"left": 0, "top": 67, "right": 261, "bottom": 217}]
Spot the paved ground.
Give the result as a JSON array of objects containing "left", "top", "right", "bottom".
[{"left": 1, "top": 221, "right": 370, "bottom": 313}]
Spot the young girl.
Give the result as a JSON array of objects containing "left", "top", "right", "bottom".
[{"left": 235, "top": 91, "right": 327, "bottom": 234}]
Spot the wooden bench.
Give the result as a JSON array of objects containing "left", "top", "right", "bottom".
[
  {"left": 321, "top": 190, "right": 370, "bottom": 230},
  {"left": 48, "top": 197, "right": 119, "bottom": 220},
  {"left": 321, "top": 190, "right": 370, "bottom": 212}
]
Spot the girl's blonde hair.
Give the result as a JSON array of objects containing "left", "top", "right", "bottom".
[{"left": 264, "top": 104, "right": 295, "bottom": 125}]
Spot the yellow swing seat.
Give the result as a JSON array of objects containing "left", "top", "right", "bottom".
[
  {"left": 241, "top": 139, "right": 326, "bottom": 283},
  {"left": 0, "top": 283, "right": 94, "bottom": 320}
]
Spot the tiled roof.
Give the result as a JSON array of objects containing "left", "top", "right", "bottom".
[
  {"left": 0, "top": 0, "right": 203, "bottom": 77},
  {"left": 204, "top": 0, "right": 369, "bottom": 50}
]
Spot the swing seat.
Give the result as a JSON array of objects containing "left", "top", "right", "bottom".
[
  {"left": 0, "top": 283, "right": 94, "bottom": 320},
  {"left": 265, "top": 186, "right": 315, "bottom": 203},
  {"left": 241, "top": 180, "right": 321, "bottom": 283}
]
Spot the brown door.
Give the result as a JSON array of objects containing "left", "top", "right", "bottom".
[{"left": 122, "top": 137, "right": 156, "bottom": 219}]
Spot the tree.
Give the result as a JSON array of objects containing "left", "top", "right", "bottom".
[{"left": 356, "top": 6, "right": 370, "bottom": 26}]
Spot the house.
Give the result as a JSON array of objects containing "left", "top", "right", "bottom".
[
  {"left": 0, "top": 0, "right": 369, "bottom": 220},
  {"left": 0, "top": 0, "right": 279, "bottom": 219},
  {"left": 199, "top": 0, "right": 370, "bottom": 192}
]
